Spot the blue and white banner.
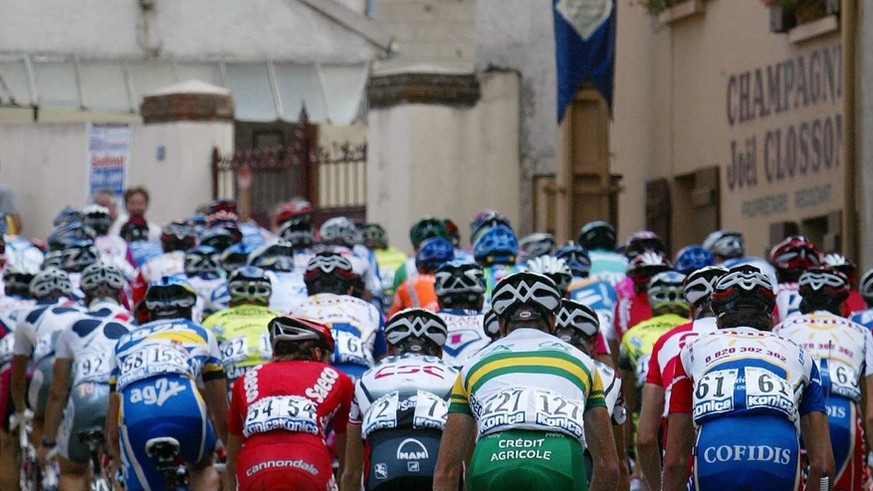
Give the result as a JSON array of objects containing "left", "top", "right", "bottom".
[
  {"left": 554, "top": 0, "right": 616, "bottom": 121},
  {"left": 86, "top": 123, "right": 130, "bottom": 197}
]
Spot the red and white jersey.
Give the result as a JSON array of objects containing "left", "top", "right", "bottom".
[
  {"left": 349, "top": 353, "right": 456, "bottom": 439},
  {"left": 774, "top": 311, "right": 873, "bottom": 402},
  {"left": 773, "top": 282, "right": 801, "bottom": 324},
  {"left": 646, "top": 317, "right": 718, "bottom": 416},
  {"left": 671, "top": 326, "right": 823, "bottom": 427},
  {"left": 228, "top": 360, "right": 354, "bottom": 445}
]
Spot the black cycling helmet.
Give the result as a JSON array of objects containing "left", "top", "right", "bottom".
[
  {"left": 491, "top": 272, "right": 562, "bottom": 325},
  {"left": 710, "top": 266, "right": 776, "bottom": 320},
  {"left": 221, "top": 243, "right": 253, "bottom": 274},
  {"left": 360, "top": 223, "right": 388, "bottom": 250},
  {"left": 683, "top": 266, "right": 728, "bottom": 308},
  {"left": 247, "top": 240, "right": 294, "bottom": 272},
  {"left": 227, "top": 266, "right": 272, "bottom": 306},
  {"left": 434, "top": 261, "right": 485, "bottom": 308},
  {"left": 278, "top": 221, "right": 315, "bottom": 250},
  {"left": 385, "top": 308, "right": 448, "bottom": 356},
  {"left": 268, "top": 315, "right": 335, "bottom": 353},
  {"left": 554, "top": 242, "right": 592, "bottom": 279},
  {"left": 60, "top": 239, "right": 99, "bottom": 274},
  {"left": 184, "top": 245, "right": 222, "bottom": 279},
  {"left": 304, "top": 252, "right": 357, "bottom": 295},
  {"left": 798, "top": 267, "right": 850, "bottom": 313},
  {"left": 860, "top": 268, "right": 873, "bottom": 307},
  {"left": 482, "top": 309, "right": 501, "bottom": 341},
  {"left": 199, "top": 228, "right": 237, "bottom": 253},
  {"left": 48, "top": 222, "right": 96, "bottom": 252},
  {"left": 4, "top": 262, "right": 38, "bottom": 298},
  {"left": 577, "top": 221, "right": 617, "bottom": 251},
  {"left": 81, "top": 204, "right": 112, "bottom": 236},
  {"left": 160, "top": 221, "right": 197, "bottom": 253}
]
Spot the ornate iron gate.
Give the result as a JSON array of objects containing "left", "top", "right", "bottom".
[{"left": 212, "top": 108, "right": 367, "bottom": 228}]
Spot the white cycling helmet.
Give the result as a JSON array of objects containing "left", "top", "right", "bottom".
[
  {"left": 434, "top": 261, "right": 485, "bottom": 307},
  {"left": 556, "top": 299, "right": 600, "bottom": 338},
  {"left": 683, "top": 266, "right": 728, "bottom": 307},
  {"left": 80, "top": 261, "right": 126, "bottom": 294},
  {"left": 30, "top": 267, "right": 73, "bottom": 299},
  {"left": 384, "top": 308, "right": 448, "bottom": 352},
  {"left": 319, "top": 217, "right": 357, "bottom": 246},
  {"left": 525, "top": 255, "right": 572, "bottom": 294},
  {"left": 491, "top": 272, "right": 562, "bottom": 322},
  {"left": 647, "top": 271, "right": 688, "bottom": 313}
]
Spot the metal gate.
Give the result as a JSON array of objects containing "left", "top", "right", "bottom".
[{"left": 212, "top": 107, "right": 367, "bottom": 228}]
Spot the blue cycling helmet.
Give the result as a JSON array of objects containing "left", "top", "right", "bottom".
[
  {"left": 199, "top": 228, "right": 237, "bottom": 253},
  {"left": 60, "top": 239, "right": 99, "bottom": 273},
  {"left": 473, "top": 224, "right": 518, "bottom": 266},
  {"left": 415, "top": 237, "right": 455, "bottom": 273},
  {"left": 184, "top": 245, "right": 222, "bottom": 279},
  {"left": 470, "top": 210, "right": 512, "bottom": 244},
  {"left": 554, "top": 242, "right": 592, "bottom": 279},
  {"left": 220, "top": 242, "right": 253, "bottom": 274},
  {"left": 673, "top": 245, "right": 715, "bottom": 275},
  {"left": 53, "top": 206, "right": 81, "bottom": 227},
  {"left": 48, "top": 222, "right": 96, "bottom": 252},
  {"left": 144, "top": 276, "right": 198, "bottom": 320}
]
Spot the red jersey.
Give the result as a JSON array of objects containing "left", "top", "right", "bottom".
[
  {"left": 844, "top": 291, "right": 866, "bottom": 316},
  {"left": 614, "top": 288, "right": 652, "bottom": 341},
  {"left": 229, "top": 360, "right": 354, "bottom": 448},
  {"left": 646, "top": 317, "right": 718, "bottom": 416}
]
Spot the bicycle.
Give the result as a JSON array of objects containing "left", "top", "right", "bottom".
[
  {"left": 145, "top": 437, "right": 188, "bottom": 490},
  {"left": 17, "top": 415, "right": 39, "bottom": 491},
  {"left": 78, "top": 426, "right": 112, "bottom": 491}
]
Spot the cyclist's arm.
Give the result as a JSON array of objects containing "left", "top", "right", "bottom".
[
  {"left": 433, "top": 412, "right": 475, "bottom": 491},
  {"left": 335, "top": 429, "right": 348, "bottom": 486},
  {"left": 585, "top": 405, "right": 620, "bottom": 491},
  {"left": 801, "top": 411, "right": 833, "bottom": 488},
  {"left": 203, "top": 377, "right": 229, "bottom": 443},
  {"left": 105, "top": 392, "right": 121, "bottom": 464},
  {"left": 10, "top": 354, "right": 28, "bottom": 414},
  {"left": 41, "top": 358, "right": 72, "bottom": 445},
  {"left": 340, "top": 423, "right": 363, "bottom": 491},
  {"left": 662, "top": 412, "right": 693, "bottom": 491},
  {"left": 637, "top": 383, "right": 665, "bottom": 491},
  {"left": 225, "top": 433, "right": 241, "bottom": 491}
]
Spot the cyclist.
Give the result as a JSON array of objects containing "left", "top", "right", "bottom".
[
  {"left": 468, "top": 209, "right": 512, "bottom": 245},
  {"left": 482, "top": 308, "right": 501, "bottom": 343},
  {"left": 433, "top": 271, "right": 619, "bottom": 491},
  {"left": 822, "top": 253, "right": 866, "bottom": 315},
  {"left": 473, "top": 223, "right": 521, "bottom": 306},
  {"left": 248, "top": 239, "right": 307, "bottom": 313},
  {"left": 769, "top": 235, "right": 821, "bottom": 323},
  {"left": 849, "top": 268, "right": 873, "bottom": 329},
  {"left": 392, "top": 218, "right": 450, "bottom": 293},
  {"left": 555, "top": 299, "right": 628, "bottom": 488},
  {"left": 361, "top": 223, "right": 408, "bottom": 313},
  {"left": 563, "top": 243, "right": 618, "bottom": 356},
  {"left": 664, "top": 265, "right": 834, "bottom": 491},
  {"left": 82, "top": 204, "right": 137, "bottom": 280},
  {"left": 773, "top": 267, "right": 873, "bottom": 491},
  {"left": 0, "top": 262, "right": 37, "bottom": 490},
  {"left": 388, "top": 237, "right": 454, "bottom": 317},
  {"left": 672, "top": 245, "right": 714, "bottom": 275},
  {"left": 106, "top": 276, "right": 228, "bottom": 491},
  {"left": 341, "top": 308, "right": 456, "bottom": 490},
  {"left": 11, "top": 267, "right": 83, "bottom": 446},
  {"left": 577, "top": 221, "right": 627, "bottom": 284},
  {"left": 183, "top": 244, "right": 229, "bottom": 320},
  {"left": 636, "top": 266, "right": 725, "bottom": 490},
  {"left": 59, "top": 238, "right": 101, "bottom": 298},
  {"left": 702, "top": 230, "right": 777, "bottom": 283},
  {"left": 294, "top": 252, "right": 386, "bottom": 380},
  {"left": 201, "top": 266, "right": 279, "bottom": 392},
  {"left": 120, "top": 215, "right": 163, "bottom": 268},
  {"left": 319, "top": 216, "right": 382, "bottom": 304},
  {"left": 434, "top": 261, "right": 488, "bottom": 369},
  {"left": 132, "top": 221, "right": 197, "bottom": 303},
  {"left": 38, "top": 262, "right": 134, "bottom": 490},
  {"left": 220, "top": 241, "right": 254, "bottom": 275},
  {"left": 612, "top": 251, "right": 672, "bottom": 352},
  {"left": 225, "top": 315, "right": 354, "bottom": 491},
  {"left": 518, "top": 232, "right": 555, "bottom": 264}
]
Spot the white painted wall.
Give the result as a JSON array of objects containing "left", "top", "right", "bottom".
[
  {"left": 0, "top": 121, "right": 232, "bottom": 239},
  {"left": 0, "top": 0, "right": 374, "bottom": 62},
  {"left": 367, "top": 72, "right": 521, "bottom": 253}
]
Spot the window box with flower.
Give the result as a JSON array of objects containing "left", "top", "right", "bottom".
[
  {"left": 641, "top": 0, "right": 707, "bottom": 25},
  {"left": 767, "top": 0, "right": 840, "bottom": 42}
]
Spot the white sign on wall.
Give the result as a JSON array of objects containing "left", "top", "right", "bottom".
[{"left": 86, "top": 123, "right": 130, "bottom": 197}]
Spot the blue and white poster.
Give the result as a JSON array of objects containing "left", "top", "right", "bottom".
[{"left": 86, "top": 123, "right": 130, "bottom": 197}]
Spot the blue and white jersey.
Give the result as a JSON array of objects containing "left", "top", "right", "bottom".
[
  {"left": 187, "top": 276, "right": 229, "bottom": 320},
  {"left": 774, "top": 282, "right": 801, "bottom": 324},
  {"left": 437, "top": 309, "right": 488, "bottom": 370},
  {"left": 55, "top": 301, "right": 135, "bottom": 386},
  {"left": 351, "top": 244, "right": 384, "bottom": 302},
  {"left": 588, "top": 250, "right": 627, "bottom": 287},
  {"left": 266, "top": 270, "right": 308, "bottom": 314},
  {"left": 673, "top": 326, "right": 825, "bottom": 428},
  {"left": 568, "top": 276, "right": 617, "bottom": 337},
  {"left": 291, "top": 293, "right": 386, "bottom": 379},
  {"left": 239, "top": 222, "right": 270, "bottom": 250},
  {"left": 349, "top": 353, "right": 457, "bottom": 439},
  {"left": 849, "top": 308, "right": 873, "bottom": 331},
  {"left": 127, "top": 241, "right": 163, "bottom": 268},
  {"left": 109, "top": 318, "right": 225, "bottom": 392},
  {"left": 0, "top": 295, "right": 34, "bottom": 367},
  {"left": 13, "top": 299, "right": 85, "bottom": 363}
]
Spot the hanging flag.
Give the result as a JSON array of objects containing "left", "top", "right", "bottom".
[{"left": 554, "top": 0, "right": 616, "bottom": 121}]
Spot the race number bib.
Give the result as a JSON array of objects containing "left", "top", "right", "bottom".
[
  {"left": 74, "top": 354, "right": 110, "bottom": 384},
  {"left": 219, "top": 336, "right": 248, "bottom": 366},
  {"left": 243, "top": 395, "right": 319, "bottom": 438},
  {"left": 475, "top": 387, "right": 585, "bottom": 439},
  {"left": 332, "top": 330, "right": 373, "bottom": 367},
  {"left": 744, "top": 366, "right": 796, "bottom": 419},
  {"left": 413, "top": 390, "right": 449, "bottom": 430},
  {"left": 692, "top": 368, "right": 739, "bottom": 422},
  {"left": 116, "top": 344, "right": 190, "bottom": 390},
  {"left": 258, "top": 332, "right": 272, "bottom": 360},
  {"left": 33, "top": 333, "right": 55, "bottom": 362},
  {"left": 362, "top": 391, "right": 399, "bottom": 438},
  {"left": 822, "top": 359, "right": 860, "bottom": 401}
]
